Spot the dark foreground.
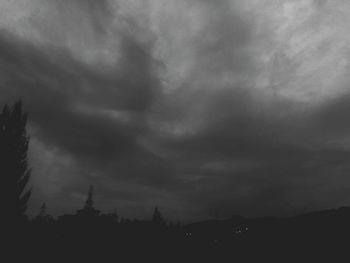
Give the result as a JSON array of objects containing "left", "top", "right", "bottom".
[{"left": 6, "top": 207, "right": 350, "bottom": 262}]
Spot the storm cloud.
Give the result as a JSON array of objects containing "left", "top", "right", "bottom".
[{"left": 1, "top": 0, "right": 350, "bottom": 221}]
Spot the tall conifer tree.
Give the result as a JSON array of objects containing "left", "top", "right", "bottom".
[{"left": 0, "top": 100, "right": 31, "bottom": 222}]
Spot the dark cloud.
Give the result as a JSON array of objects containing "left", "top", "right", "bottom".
[
  {"left": 310, "top": 94, "right": 350, "bottom": 135},
  {"left": 149, "top": 85, "right": 350, "bottom": 218},
  {"left": 0, "top": 26, "right": 159, "bottom": 155},
  {"left": 1, "top": 0, "right": 350, "bottom": 221},
  {"left": 0, "top": 18, "right": 166, "bottom": 216}
]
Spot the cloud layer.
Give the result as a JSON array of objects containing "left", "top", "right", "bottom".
[{"left": 1, "top": 0, "right": 350, "bottom": 220}]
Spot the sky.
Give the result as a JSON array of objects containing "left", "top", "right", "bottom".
[{"left": 1, "top": 0, "right": 350, "bottom": 221}]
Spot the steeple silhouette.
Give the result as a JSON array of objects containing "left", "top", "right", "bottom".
[
  {"left": 76, "top": 185, "right": 100, "bottom": 217},
  {"left": 85, "top": 185, "right": 94, "bottom": 209}
]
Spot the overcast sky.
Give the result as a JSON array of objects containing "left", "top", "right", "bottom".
[{"left": 1, "top": 0, "right": 350, "bottom": 221}]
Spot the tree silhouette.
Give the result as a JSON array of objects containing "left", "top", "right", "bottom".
[
  {"left": 38, "top": 203, "right": 47, "bottom": 218},
  {"left": 35, "top": 202, "right": 53, "bottom": 223},
  {"left": 0, "top": 100, "right": 31, "bottom": 222},
  {"left": 107, "top": 209, "right": 119, "bottom": 222},
  {"left": 152, "top": 206, "right": 166, "bottom": 226}
]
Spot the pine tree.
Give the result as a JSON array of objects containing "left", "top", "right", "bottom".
[
  {"left": 0, "top": 100, "right": 31, "bottom": 222},
  {"left": 35, "top": 202, "right": 53, "bottom": 223},
  {"left": 152, "top": 206, "right": 166, "bottom": 226},
  {"left": 38, "top": 203, "right": 46, "bottom": 218}
]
